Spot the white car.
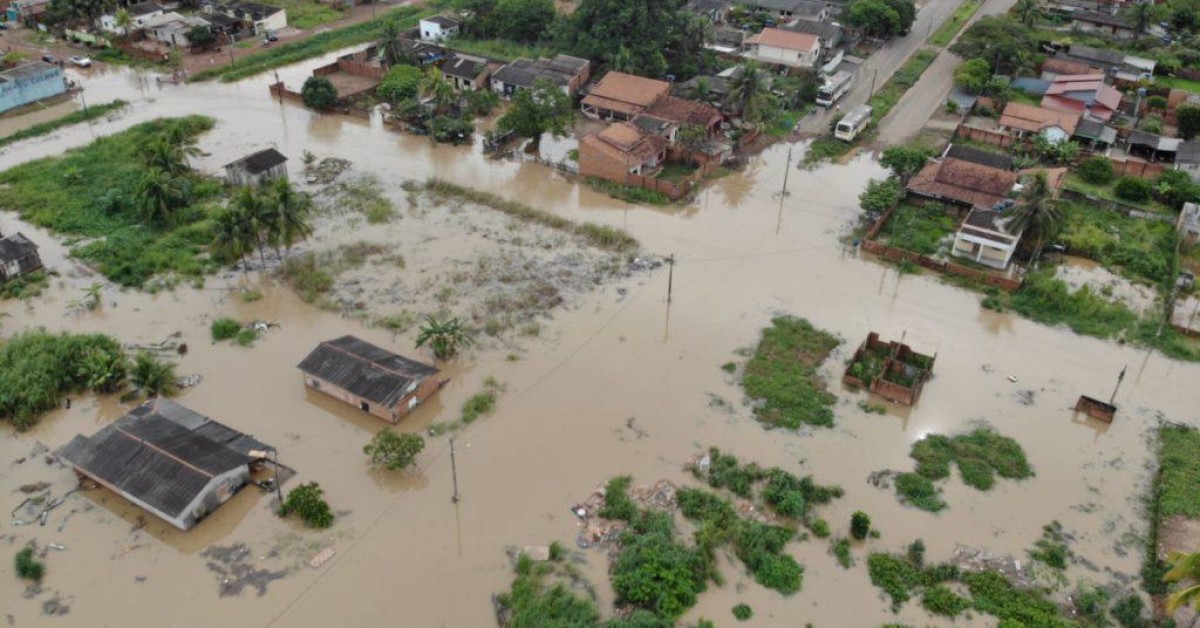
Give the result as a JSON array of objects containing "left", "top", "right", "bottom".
[{"left": 68, "top": 56, "right": 92, "bottom": 67}]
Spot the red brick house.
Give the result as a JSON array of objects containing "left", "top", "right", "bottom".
[
  {"left": 578, "top": 122, "right": 668, "bottom": 184},
  {"left": 297, "top": 335, "right": 444, "bottom": 423}
]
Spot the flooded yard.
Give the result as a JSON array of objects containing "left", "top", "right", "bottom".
[{"left": 0, "top": 55, "right": 1198, "bottom": 627}]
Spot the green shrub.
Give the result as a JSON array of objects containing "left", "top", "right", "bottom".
[
  {"left": 611, "top": 519, "right": 708, "bottom": 619},
  {"left": 462, "top": 378, "right": 504, "bottom": 423},
  {"left": 1077, "top": 157, "right": 1115, "bottom": 185},
  {"left": 1029, "top": 521, "right": 1071, "bottom": 569},
  {"left": 699, "top": 448, "right": 765, "bottom": 497},
  {"left": 963, "top": 571, "right": 1071, "bottom": 627},
  {"left": 600, "top": 476, "right": 638, "bottom": 522},
  {"left": 1110, "top": 593, "right": 1147, "bottom": 627},
  {"left": 496, "top": 554, "right": 601, "bottom": 627},
  {"left": 0, "top": 100, "right": 128, "bottom": 149},
  {"left": 832, "top": 537, "right": 853, "bottom": 568},
  {"left": 278, "top": 253, "right": 334, "bottom": 303},
  {"left": 1114, "top": 177, "right": 1153, "bottom": 202},
  {"left": 761, "top": 468, "right": 843, "bottom": 518},
  {"left": 907, "top": 540, "right": 926, "bottom": 567},
  {"left": 868, "top": 553, "right": 922, "bottom": 610},
  {"left": 742, "top": 316, "right": 840, "bottom": 429},
  {"left": 211, "top": 317, "right": 241, "bottom": 341},
  {"left": 0, "top": 330, "right": 128, "bottom": 430},
  {"left": 732, "top": 603, "right": 753, "bottom": 621},
  {"left": 850, "top": 511, "right": 871, "bottom": 540},
  {"left": 15, "top": 548, "right": 44, "bottom": 581},
  {"left": 807, "top": 518, "right": 831, "bottom": 538},
  {"left": 734, "top": 522, "right": 803, "bottom": 594},
  {"left": 277, "top": 482, "right": 334, "bottom": 528},
  {"left": 922, "top": 584, "right": 970, "bottom": 617},
  {"left": 234, "top": 328, "right": 258, "bottom": 346},
  {"left": 363, "top": 431, "right": 425, "bottom": 471}
]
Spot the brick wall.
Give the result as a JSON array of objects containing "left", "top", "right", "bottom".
[{"left": 955, "top": 124, "right": 1018, "bottom": 149}]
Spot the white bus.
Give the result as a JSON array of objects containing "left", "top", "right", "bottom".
[
  {"left": 816, "top": 71, "right": 853, "bottom": 107},
  {"left": 834, "top": 105, "right": 872, "bottom": 142}
]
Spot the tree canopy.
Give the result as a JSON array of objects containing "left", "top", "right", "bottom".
[
  {"left": 301, "top": 76, "right": 339, "bottom": 110},
  {"left": 496, "top": 79, "right": 574, "bottom": 148},
  {"left": 953, "top": 58, "right": 991, "bottom": 94},
  {"left": 553, "top": 0, "right": 706, "bottom": 78},
  {"left": 949, "top": 17, "right": 1036, "bottom": 74},
  {"left": 880, "top": 144, "right": 933, "bottom": 183},
  {"left": 492, "top": 0, "right": 557, "bottom": 43},
  {"left": 379, "top": 64, "right": 424, "bottom": 104},
  {"left": 845, "top": 0, "right": 914, "bottom": 37},
  {"left": 1178, "top": 105, "right": 1200, "bottom": 141}
]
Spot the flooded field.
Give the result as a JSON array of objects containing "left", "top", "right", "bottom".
[{"left": 1, "top": 54, "right": 1199, "bottom": 628}]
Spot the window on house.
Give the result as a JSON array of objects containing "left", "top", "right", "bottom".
[{"left": 360, "top": 401, "right": 370, "bottom": 412}]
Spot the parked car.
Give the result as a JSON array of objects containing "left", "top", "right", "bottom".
[
  {"left": 41, "top": 54, "right": 57, "bottom": 64},
  {"left": 264, "top": 30, "right": 278, "bottom": 42},
  {"left": 68, "top": 55, "right": 92, "bottom": 67}
]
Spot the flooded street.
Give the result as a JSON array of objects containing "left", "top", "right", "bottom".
[{"left": 2, "top": 55, "right": 1199, "bottom": 627}]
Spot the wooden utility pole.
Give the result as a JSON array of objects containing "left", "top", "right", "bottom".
[
  {"left": 780, "top": 145, "right": 793, "bottom": 197},
  {"left": 1109, "top": 365, "right": 1127, "bottom": 406},
  {"left": 449, "top": 437, "right": 460, "bottom": 503},
  {"left": 667, "top": 255, "right": 675, "bottom": 304}
]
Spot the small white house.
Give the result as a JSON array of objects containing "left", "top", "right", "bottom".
[
  {"left": 743, "top": 28, "right": 820, "bottom": 70},
  {"left": 419, "top": 15, "right": 460, "bottom": 42},
  {"left": 97, "top": 1, "right": 164, "bottom": 34},
  {"left": 952, "top": 207, "right": 1023, "bottom": 270},
  {"left": 144, "top": 12, "right": 211, "bottom": 47}
]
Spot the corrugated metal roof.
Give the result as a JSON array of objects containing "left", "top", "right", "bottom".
[{"left": 297, "top": 335, "right": 439, "bottom": 407}]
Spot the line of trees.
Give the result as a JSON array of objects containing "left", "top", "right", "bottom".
[{"left": 211, "top": 178, "right": 314, "bottom": 274}]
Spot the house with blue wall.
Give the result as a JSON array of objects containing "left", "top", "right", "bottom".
[{"left": 0, "top": 61, "right": 66, "bottom": 114}]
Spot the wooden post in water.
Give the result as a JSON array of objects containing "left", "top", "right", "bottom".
[
  {"left": 449, "top": 437, "right": 460, "bottom": 503},
  {"left": 667, "top": 254, "right": 675, "bottom": 304},
  {"left": 1109, "top": 365, "right": 1127, "bottom": 406}
]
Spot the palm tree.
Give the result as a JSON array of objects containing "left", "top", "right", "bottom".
[
  {"left": 1006, "top": 170, "right": 1062, "bottom": 265},
  {"left": 692, "top": 77, "right": 712, "bottom": 104},
  {"left": 379, "top": 18, "right": 406, "bottom": 67},
  {"left": 1166, "top": 551, "right": 1200, "bottom": 616},
  {"left": 136, "top": 168, "right": 183, "bottom": 226},
  {"left": 163, "top": 125, "right": 202, "bottom": 168},
  {"left": 140, "top": 137, "right": 188, "bottom": 176},
  {"left": 270, "top": 179, "right": 314, "bottom": 255},
  {"left": 1131, "top": 1, "right": 1153, "bottom": 36},
  {"left": 211, "top": 207, "right": 255, "bottom": 276},
  {"left": 677, "top": 124, "right": 710, "bottom": 167},
  {"left": 729, "top": 62, "right": 766, "bottom": 122},
  {"left": 82, "top": 282, "right": 103, "bottom": 310},
  {"left": 421, "top": 68, "right": 456, "bottom": 115},
  {"left": 234, "top": 187, "right": 275, "bottom": 268},
  {"left": 1013, "top": 0, "right": 1040, "bottom": 27},
  {"left": 131, "top": 353, "right": 177, "bottom": 397},
  {"left": 114, "top": 8, "right": 132, "bottom": 37},
  {"left": 415, "top": 315, "right": 474, "bottom": 359},
  {"left": 80, "top": 348, "right": 128, "bottom": 393}
]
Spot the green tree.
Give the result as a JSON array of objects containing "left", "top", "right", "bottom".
[
  {"left": 728, "top": 62, "right": 767, "bottom": 120},
  {"left": 363, "top": 431, "right": 426, "bottom": 471},
  {"left": 677, "top": 124, "right": 709, "bottom": 167},
  {"left": 950, "top": 17, "right": 1035, "bottom": 74},
  {"left": 270, "top": 178, "right": 314, "bottom": 254},
  {"left": 1008, "top": 170, "right": 1062, "bottom": 263},
  {"left": 379, "top": 64, "right": 423, "bottom": 104},
  {"left": 131, "top": 352, "right": 177, "bottom": 397},
  {"left": 278, "top": 482, "right": 334, "bottom": 528},
  {"left": 882, "top": 0, "right": 916, "bottom": 33},
  {"left": 1115, "top": 176, "right": 1153, "bottom": 202},
  {"left": 301, "top": 76, "right": 339, "bottom": 110},
  {"left": 188, "top": 25, "right": 217, "bottom": 50},
  {"left": 850, "top": 511, "right": 871, "bottom": 540},
  {"left": 953, "top": 58, "right": 991, "bottom": 94},
  {"left": 845, "top": 0, "right": 902, "bottom": 37},
  {"left": 1166, "top": 551, "right": 1200, "bottom": 616},
  {"left": 136, "top": 168, "right": 185, "bottom": 226},
  {"left": 1012, "top": 0, "right": 1040, "bottom": 27},
  {"left": 1155, "top": 169, "right": 1200, "bottom": 210},
  {"left": 1178, "top": 105, "right": 1200, "bottom": 141},
  {"left": 554, "top": 0, "right": 685, "bottom": 78},
  {"left": 211, "top": 207, "right": 255, "bottom": 276},
  {"left": 880, "top": 144, "right": 933, "bottom": 183},
  {"left": 234, "top": 186, "right": 276, "bottom": 267},
  {"left": 379, "top": 18, "right": 410, "bottom": 67},
  {"left": 416, "top": 315, "right": 475, "bottom": 359},
  {"left": 1128, "top": 1, "right": 1153, "bottom": 35},
  {"left": 492, "top": 0, "right": 556, "bottom": 43},
  {"left": 421, "top": 67, "right": 457, "bottom": 115},
  {"left": 140, "top": 136, "right": 189, "bottom": 176},
  {"left": 1077, "top": 156, "right": 1114, "bottom": 185},
  {"left": 114, "top": 7, "right": 132, "bottom": 36},
  {"left": 858, "top": 178, "right": 905, "bottom": 213},
  {"left": 496, "top": 78, "right": 574, "bottom": 150}
]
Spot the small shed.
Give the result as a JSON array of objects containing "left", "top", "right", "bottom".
[
  {"left": 58, "top": 398, "right": 272, "bottom": 531},
  {"left": 297, "top": 335, "right": 444, "bottom": 423},
  {"left": 224, "top": 148, "right": 288, "bottom": 186},
  {"left": 0, "top": 232, "right": 43, "bottom": 282}
]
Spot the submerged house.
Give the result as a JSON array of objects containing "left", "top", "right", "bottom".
[
  {"left": 58, "top": 398, "right": 272, "bottom": 531},
  {"left": 0, "top": 61, "right": 66, "bottom": 115},
  {"left": 224, "top": 148, "right": 288, "bottom": 186},
  {"left": 298, "top": 335, "right": 444, "bottom": 423},
  {"left": 578, "top": 122, "right": 668, "bottom": 183},
  {"left": 0, "top": 232, "right": 43, "bottom": 282}
]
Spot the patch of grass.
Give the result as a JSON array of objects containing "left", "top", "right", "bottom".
[
  {"left": 190, "top": 6, "right": 432, "bottom": 82},
  {"left": 741, "top": 315, "right": 840, "bottom": 429},
  {"left": 15, "top": 547, "right": 44, "bottom": 581},
  {"left": 1029, "top": 521, "right": 1072, "bottom": 569},
  {"left": 0, "top": 116, "right": 219, "bottom": 287},
  {"left": 461, "top": 377, "right": 504, "bottom": 424},
  {"left": 922, "top": 584, "right": 970, "bottom": 617},
  {"left": 832, "top": 537, "right": 853, "bottom": 568},
  {"left": 495, "top": 553, "right": 600, "bottom": 626},
  {"left": 876, "top": 202, "right": 957, "bottom": 256},
  {"left": 278, "top": 253, "right": 334, "bottom": 303},
  {"left": 448, "top": 37, "right": 560, "bottom": 62},
  {"left": 239, "top": 289, "right": 263, "bottom": 302},
  {"left": 910, "top": 428, "right": 1034, "bottom": 489},
  {"left": 234, "top": 328, "right": 258, "bottom": 346},
  {"left": 599, "top": 475, "right": 638, "bottom": 522},
  {"left": 895, "top": 472, "right": 946, "bottom": 512},
  {"left": 928, "top": 0, "right": 983, "bottom": 46},
  {"left": 0, "top": 100, "right": 127, "bottom": 149},
  {"left": 1156, "top": 75, "right": 1200, "bottom": 95},
  {"left": 963, "top": 571, "right": 1072, "bottom": 627},
  {"left": 1158, "top": 425, "right": 1200, "bottom": 518},
  {"left": 1058, "top": 202, "right": 1176, "bottom": 286},
  {"left": 765, "top": 106, "right": 810, "bottom": 137},
  {"left": 1062, "top": 175, "right": 1171, "bottom": 215},
  {"left": 260, "top": 0, "right": 345, "bottom": 29},
  {"left": 720, "top": 361, "right": 737, "bottom": 373},
  {"left": 585, "top": 177, "right": 673, "bottom": 205},
  {"left": 803, "top": 136, "right": 853, "bottom": 165},
  {"left": 425, "top": 178, "right": 639, "bottom": 252},
  {"left": 657, "top": 162, "right": 697, "bottom": 183},
  {"left": 0, "top": 271, "right": 48, "bottom": 300},
  {"left": 869, "top": 49, "right": 940, "bottom": 124},
  {"left": 332, "top": 176, "right": 396, "bottom": 224},
  {"left": 211, "top": 317, "right": 242, "bottom": 341}
]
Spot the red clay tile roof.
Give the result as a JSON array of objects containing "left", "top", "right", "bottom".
[
  {"left": 746, "top": 27, "right": 819, "bottom": 51},
  {"left": 1041, "top": 58, "right": 1099, "bottom": 76},
  {"left": 581, "top": 122, "right": 667, "bottom": 167},
  {"left": 581, "top": 71, "right": 671, "bottom": 116},
  {"left": 999, "top": 102, "right": 1080, "bottom": 135},
  {"left": 643, "top": 95, "right": 721, "bottom": 126},
  {"left": 907, "top": 158, "right": 1018, "bottom": 208}
]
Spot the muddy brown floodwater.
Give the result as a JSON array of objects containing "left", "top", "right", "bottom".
[{"left": 1, "top": 50, "right": 1199, "bottom": 628}]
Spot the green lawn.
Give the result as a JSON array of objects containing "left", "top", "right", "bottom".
[
  {"left": 928, "top": 0, "right": 983, "bottom": 46},
  {"left": 656, "top": 162, "right": 697, "bottom": 183},
  {"left": 443, "top": 38, "right": 560, "bottom": 62},
  {"left": 1156, "top": 75, "right": 1200, "bottom": 95},
  {"left": 1058, "top": 201, "right": 1177, "bottom": 286},
  {"left": 876, "top": 202, "right": 957, "bottom": 256},
  {"left": 261, "top": 0, "right": 346, "bottom": 29},
  {"left": 1062, "top": 173, "right": 1172, "bottom": 214}
]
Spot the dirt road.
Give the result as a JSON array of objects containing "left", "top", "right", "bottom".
[{"left": 875, "top": 0, "right": 1020, "bottom": 144}]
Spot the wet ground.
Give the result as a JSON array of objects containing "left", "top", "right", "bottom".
[{"left": 0, "top": 51, "right": 1198, "bottom": 628}]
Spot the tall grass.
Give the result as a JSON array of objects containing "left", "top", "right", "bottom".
[
  {"left": 741, "top": 316, "right": 840, "bottom": 429},
  {"left": 0, "top": 100, "right": 127, "bottom": 149},
  {"left": 424, "top": 178, "right": 639, "bottom": 252}
]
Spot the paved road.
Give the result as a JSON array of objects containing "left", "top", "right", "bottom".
[
  {"left": 875, "top": 0, "right": 1020, "bottom": 143},
  {"left": 797, "top": 0, "right": 973, "bottom": 134}
]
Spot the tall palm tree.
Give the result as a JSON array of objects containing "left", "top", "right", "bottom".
[
  {"left": 136, "top": 168, "right": 183, "bottom": 226},
  {"left": 234, "top": 187, "right": 274, "bottom": 268},
  {"left": 163, "top": 125, "right": 202, "bottom": 168},
  {"left": 80, "top": 347, "right": 128, "bottom": 393},
  {"left": 421, "top": 68, "right": 456, "bottom": 115},
  {"left": 415, "top": 315, "right": 474, "bottom": 359},
  {"left": 131, "top": 353, "right": 176, "bottom": 397},
  {"left": 211, "top": 207, "right": 254, "bottom": 277},
  {"left": 1166, "top": 551, "right": 1200, "bottom": 616},
  {"left": 270, "top": 178, "right": 313, "bottom": 255},
  {"left": 1013, "top": 0, "right": 1040, "bottom": 27},
  {"left": 114, "top": 7, "right": 132, "bottom": 37},
  {"left": 1131, "top": 1, "right": 1153, "bottom": 36},
  {"left": 140, "top": 137, "right": 188, "bottom": 176},
  {"left": 379, "top": 18, "right": 406, "bottom": 67},
  {"left": 729, "top": 62, "right": 766, "bottom": 122},
  {"left": 1006, "top": 170, "right": 1062, "bottom": 265}
]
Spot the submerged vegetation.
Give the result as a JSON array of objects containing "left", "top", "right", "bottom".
[
  {"left": 0, "top": 330, "right": 128, "bottom": 430},
  {"left": 1144, "top": 425, "right": 1200, "bottom": 596},
  {"left": 277, "top": 482, "right": 334, "bottom": 528},
  {"left": 0, "top": 100, "right": 128, "bottom": 149},
  {"left": 741, "top": 316, "right": 840, "bottom": 429},
  {"left": 894, "top": 428, "right": 1033, "bottom": 511},
  {"left": 494, "top": 552, "right": 600, "bottom": 627}
]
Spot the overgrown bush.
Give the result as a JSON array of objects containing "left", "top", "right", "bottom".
[
  {"left": 15, "top": 547, "right": 44, "bottom": 581},
  {"left": 832, "top": 537, "right": 853, "bottom": 568},
  {"left": 734, "top": 521, "right": 803, "bottom": 594},
  {"left": 895, "top": 472, "right": 946, "bottom": 512},
  {"left": 363, "top": 431, "right": 425, "bottom": 471},
  {"left": 732, "top": 603, "right": 753, "bottom": 621},
  {"left": 742, "top": 316, "right": 840, "bottom": 429},
  {"left": 611, "top": 512, "right": 708, "bottom": 619},
  {"left": 495, "top": 554, "right": 600, "bottom": 627},
  {"left": 1077, "top": 156, "right": 1114, "bottom": 185},
  {"left": 277, "top": 482, "right": 334, "bottom": 528},
  {"left": 850, "top": 511, "right": 871, "bottom": 540},
  {"left": 1029, "top": 521, "right": 1071, "bottom": 569},
  {"left": 211, "top": 317, "right": 241, "bottom": 341},
  {"left": 922, "top": 584, "right": 970, "bottom": 617},
  {"left": 1114, "top": 177, "right": 1153, "bottom": 202},
  {"left": 462, "top": 377, "right": 503, "bottom": 423},
  {"left": 600, "top": 475, "right": 638, "bottom": 522},
  {"left": 0, "top": 330, "right": 128, "bottom": 429}
]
